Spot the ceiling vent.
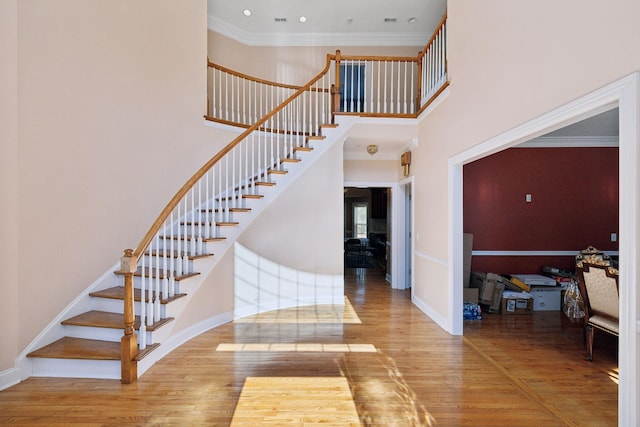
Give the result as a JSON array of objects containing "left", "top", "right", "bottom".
[
  {"left": 274, "top": 17, "right": 288, "bottom": 23},
  {"left": 384, "top": 17, "right": 398, "bottom": 23}
]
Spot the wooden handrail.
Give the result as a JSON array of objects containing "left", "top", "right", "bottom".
[
  {"left": 208, "top": 60, "right": 304, "bottom": 92},
  {"left": 131, "top": 53, "right": 335, "bottom": 261},
  {"left": 418, "top": 14, "right": 447, "bottom": 60}
]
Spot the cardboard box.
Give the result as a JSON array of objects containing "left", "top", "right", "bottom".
[
  {"left": 463, "top": 288, "right": 479, "bottom": 304},
  {"left": 530, "top": 286, "right": 562, "bottom": 311},
  {"left": 501, "top": 296, "right": 533, "bottom": 315},
  {"left": 480, "top": 274, "right": 504, "bottom": 313}
]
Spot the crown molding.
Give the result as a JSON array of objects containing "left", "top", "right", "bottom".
[{"left": 208, "top": 16, "right": 427, "bottom": 47}]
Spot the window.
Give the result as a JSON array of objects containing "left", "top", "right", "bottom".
[
  {"left": 353, "top": 203, "right": 368, "bottom": 238},
  {"left": 339, "top": 63, "right": 365, "bottom": 113}
]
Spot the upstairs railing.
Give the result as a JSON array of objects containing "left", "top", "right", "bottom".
[
  {"left": 206, "top": 15, "right": 447, "bottom": 125},
  {"left": 121, "top": 15, "right": 447, "bottom": 383}
]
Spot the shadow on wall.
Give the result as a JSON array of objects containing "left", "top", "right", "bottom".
[{"left": 234, "top": 243, "right": 344, "bottom": 319}]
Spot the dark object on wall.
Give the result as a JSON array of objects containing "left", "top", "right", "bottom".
[{"left": 371, "top": 188, "right": 387, "bottom": 219}]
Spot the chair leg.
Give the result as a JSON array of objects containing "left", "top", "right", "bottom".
[{"left": 586, "top": 324, "right": 594, "bottom": 362}]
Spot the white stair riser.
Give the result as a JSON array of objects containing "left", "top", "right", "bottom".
[
  {"left": 63, "top": 324, "right": 158, "bottom": 345},
  {"left": 91, "top": 298, "right": 167, "bottom": 319},
  {"left": 30, "top": 358, "right": 120, "bottom": 380}
]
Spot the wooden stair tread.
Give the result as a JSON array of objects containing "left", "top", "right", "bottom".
[
  {"left": 159, "top": 235, "right": 226, "bottom": 242},
  {"left": 147, "top": 250, "right": 213, "bottom": 260},
  {"left": 321, "top": 123, "right": 338, "bottom": 129},
  {"left": 27, "top": 337, "right": 120, "bottom": 360},
  {"left": 216, "top": 221, "right": 239, "bottom": 226},
  {"left": 267, "top": 169, "right": 287, "bottom": 175},
  {"left": 201, "top": 207, "right": 251, "bottom": 213},
  {"left": 90, "top": 286, "right": 187, "bottom": 304},
  {"left": 307, "top": 135, "right": 326, "bottom": 141},
  {"left": 280, "top": 158, "right": 301, "bottom": 163},
  {"left": 62, "top": 310, "right": 173, "bottom": 332},
  {"left": 294, "top": 146, "right": 313, "bottom": 152},
  {"left": 255, "top": 181, "right": 276, "bottom": 186}
]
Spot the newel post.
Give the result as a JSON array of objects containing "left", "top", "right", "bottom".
[
  {"left": 332, "top": 49, "right": 342, "bottom": 121},
  {"left": 415, "top": 52, "right": 423, "bottom": 113},
  {"left": 120, "top": 248, "right": 138, "bottom": 384}
]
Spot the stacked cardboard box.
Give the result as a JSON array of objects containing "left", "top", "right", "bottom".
[{"left": 470, "top": 272, "right": 505, "bottom": 313}]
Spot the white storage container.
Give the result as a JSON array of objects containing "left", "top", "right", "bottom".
[{"left": 529, "top": 286, "right": 562, "bottom": 311}]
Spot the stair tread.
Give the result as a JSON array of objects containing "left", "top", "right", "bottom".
[
  {"left": 280, "top": 158, "right": 301, "bottom": 163},
  {"left": 201, "top": 207, "right": 251, "bottom": 213},
  {"left": 90, "top": 286, "right": 187, "bottom": 304},
  {"left": 27, "top": 337, "right": 120, "bottom": 360},
  {"left": 267, "top": 169, "right": 288, "bottom": 175},
  {"left": 216, "top": 221, "right": 239, "bottom": 226},
  {"left": 62, "top": 310, "right": 173, "bottom": 332},
  {"left": 255, "top": 181, "right": 276, "bottom": 186},
  {"left": 147, "top": 250, "right": 213, "bottom": 260},
  {"left": 294, "top": 146, "right": 313, "bottom": 152}
]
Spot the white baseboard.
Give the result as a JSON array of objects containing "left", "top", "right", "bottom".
[
  {"left": 412, "top": 294, "right": 451, "bottom": 333},
  {"left": 0, "top": 367, "right": 21, "bottom": 391}
]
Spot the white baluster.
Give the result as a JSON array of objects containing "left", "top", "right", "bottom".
[
  {"left": 146, "top": 239, "right": 154, "bottom": 328},
  {"left": 183, "top": 195, "right": 189, "bottom": 274},
  {"left": 154, "top": 237, "right": 161, "bottom": 322},
  {"left": 197, "top": 180, "right": 203, "bottom": 255},
  {"left": 139, "top": 243, "right": 147, "bottom": 348},
  {"left": 162, "top": 224, "right": 169, "bottom": 300},
  {"left": 169, "top": 211, "right": 175, "bottom": 297}
]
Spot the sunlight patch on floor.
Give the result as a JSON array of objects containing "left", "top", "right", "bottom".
[
  {"left": 234, "top": 296, "right": 361, "bottom": 324},
  {"left": 230, "top": 377, "right": 360, "bottom": 426},
  {"left": 216, "top": 343, "right": 377, "bottom": 353}
]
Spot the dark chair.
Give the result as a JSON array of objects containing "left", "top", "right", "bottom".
[
  {"left": 344, "top": 238, "right": 364, "bottom": 266},
  {"left": 575, "top": 262, "right": 619, "bottom": 361}
]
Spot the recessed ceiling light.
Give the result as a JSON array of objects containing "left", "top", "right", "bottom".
[
  {"left": 242, "top": 9, "right": 252, "bottom": 17},
  {"left": 299, "top": 16, "right": 307, "bottom": 23},
  {"left": 408, "top": 17, "right": 418, "bottom": 24}
]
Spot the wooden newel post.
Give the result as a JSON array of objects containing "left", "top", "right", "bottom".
[
  {"left": 120, "top": 248, "right": 138, "bottom": 384},
  {"left": 415, "top": 53, "right": 423, "bottom": 113}
]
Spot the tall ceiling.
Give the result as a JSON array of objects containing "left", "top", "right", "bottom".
[{"left": 207, "top": 0, "right": 447, "bottom": 47}]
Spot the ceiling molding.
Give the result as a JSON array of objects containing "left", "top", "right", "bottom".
[
  {"left": 208, "top": 16, "right": 428, "bottom": 47},
  {"left": 518, "top": 135, "right": 619, "bottom": 148}
]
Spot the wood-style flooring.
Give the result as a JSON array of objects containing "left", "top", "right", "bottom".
[{"left": 0, "top": 267, "right": 618, "bottom": 426}]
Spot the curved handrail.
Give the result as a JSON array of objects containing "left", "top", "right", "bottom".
[
  {"left": 208, "top": 60, "right": 304, "bottom": 92},
  {"left": 419, "top": 14, "right": 447, "bottom": 60},
  {"left": 132, "top": 53, "right": 335, "bottom": 260}
]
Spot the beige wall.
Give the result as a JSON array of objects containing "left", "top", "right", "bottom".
[
  {"left": 412, "top": 0, "right": 640, "bottom": 320},
  {"left": 0, "top": 0, "right": 19, "bottom": 372},
  {"left": 7, "top": 0, "right": 240, "bottom": 368},
  {"left": 208, "top": 31, "right": 422, "bottom": 85},
  {"left": 344, "top": 159, "right": 400, "bottom": 183}
]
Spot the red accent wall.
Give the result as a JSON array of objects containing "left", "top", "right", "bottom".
[{"left": 463, "top": 147, "right": 618, "bottom": 274}]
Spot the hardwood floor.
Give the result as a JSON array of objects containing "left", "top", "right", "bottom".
[{"left": 0, "top": 267, "right": 618, "bottom": 426}]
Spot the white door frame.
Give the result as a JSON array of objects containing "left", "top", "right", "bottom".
[
  {"left": 448, "top": 72, "right": 639, "bottom": 426},
  {"left": 344, "top": 181, "right": 406, "bottom": 289}
]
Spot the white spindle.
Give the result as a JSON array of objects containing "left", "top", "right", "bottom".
[
  {"left": 153, "top": 237, "right": 161, "bottom": 323},
  {"left": 146, "top": 239, "right": 153, "bottom": 327},
  {"left": 169, "top": 211, "right": 175, "bottom": 297},
  {"left": 139, "top": 242, "right": 147, "bottom": 349},
  {"left": 182, "top": 195, "right": 189, "bottom": 274}
]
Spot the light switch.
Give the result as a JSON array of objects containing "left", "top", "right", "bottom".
[
  {"left": 611, "top": 233, "right": 617, "bottom": 242},
  {"left": 525, "top": 194, "right": 532, "bottom": 203}
]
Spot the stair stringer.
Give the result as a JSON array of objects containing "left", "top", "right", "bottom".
[{"left": 16, "top": 115, "right": 358, "bottom": 382}]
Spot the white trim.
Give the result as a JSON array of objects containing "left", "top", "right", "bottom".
[
  {"left": 208, "top": 16, "right": 428, "bottom": 47},
  {"left": 411, "top": 294, "right": 449, "bottom": 331},
  {"left": 472, "top": 250, "right": 620, "bottom": 257},
  {"left": 0, "top": 367, "right": 20, "bottom": 391},
  {"left": 415, "top": 249, "right": 447, "bottom": 266},
  {"left": 448, "top": 72, "right": 639, "bottom": 426},
  {"left": 417, "top": 86, "right": 450, "bottom": 125},
  {"left": 519, "top": 135, "right": 618, "bottom": 148}
]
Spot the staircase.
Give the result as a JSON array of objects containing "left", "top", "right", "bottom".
[{"left": 25, "top": 120, "right": 349, "bottom": 380}]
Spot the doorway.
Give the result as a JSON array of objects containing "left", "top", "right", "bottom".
[{"left": 449, "top": 73, "right": 640, "bottom": 424}]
